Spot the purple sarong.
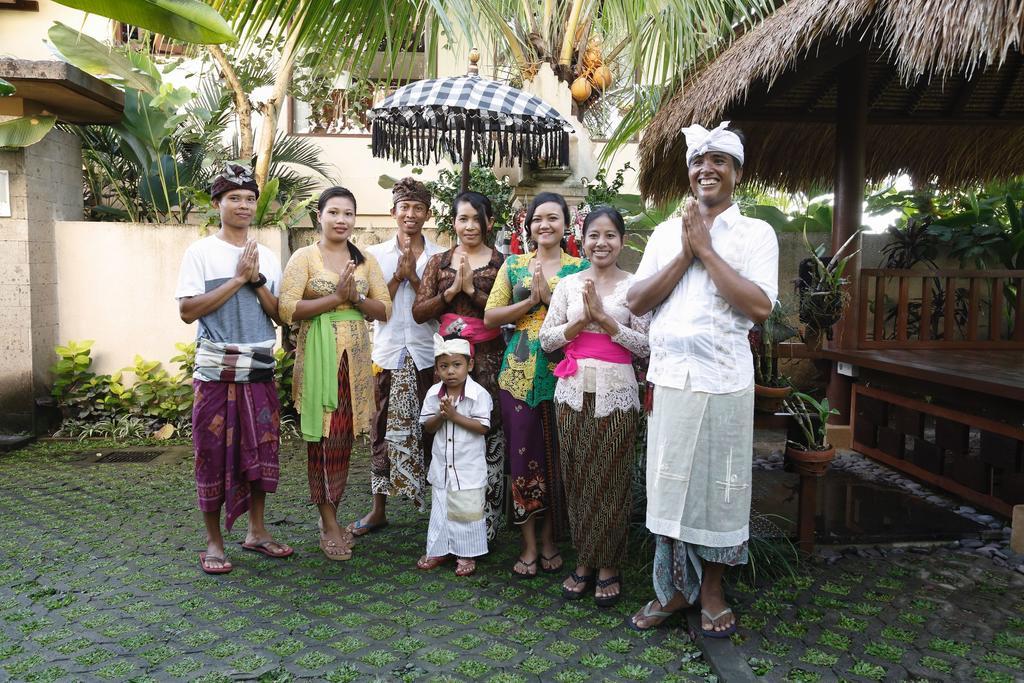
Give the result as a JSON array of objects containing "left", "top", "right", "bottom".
[
  {"left": 499, "top": 390, "right": 567, "bottom": 534},
  {"left": 193, "top": 380, "right": 280, "bottom": 531}
]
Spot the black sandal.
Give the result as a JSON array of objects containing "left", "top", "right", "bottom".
[
  {"left": 539, "top": 551, "right": 563, "bottom": 573},
  {"left": 560, "top": 571, "right": 594, "bottom": 600},
  {"left": 511, "top": 558, "right": 537, "bottom": 578},
  {"left": 594, "top": 575, "right": 622, "bottom": 608}
]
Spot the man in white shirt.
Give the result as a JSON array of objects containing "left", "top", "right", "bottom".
[
  {"left": 627, "top": 123, "right": 778, "bottom": 637},
  {"left": 349, "top": 178, "right": 445, "bottom": 535}
]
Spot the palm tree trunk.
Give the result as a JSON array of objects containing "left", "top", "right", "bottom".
[
  {"left": 206, "top": 44, "right": 254, "bottom": 162},
  {"left": 254, "top": 7, "right": 304, "bottom": 188}
]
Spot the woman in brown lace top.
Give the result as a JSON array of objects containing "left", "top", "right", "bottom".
[{"left": 413, "top": 191, "right": 506, "bottom": 540}]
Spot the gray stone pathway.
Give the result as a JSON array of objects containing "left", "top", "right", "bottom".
[
  {"left": 1, "top": 438, "right": 1022, "bottom": 682},
  {"left": 0, "top": 439, "right": 707, "bottom": 682}
]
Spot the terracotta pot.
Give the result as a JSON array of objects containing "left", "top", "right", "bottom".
[
  {"left": 785, "top": 445, "right": 836, "bottom": 478},
  {"left": 754, "top": 383, "right": 791, "bottom": 413}
]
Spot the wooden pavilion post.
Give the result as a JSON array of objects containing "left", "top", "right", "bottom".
[
  {"left": 826, "top": 50, "right": 868, "bottom": 425},
  {"left": 795, "top": 50, "right": 867, "bottom": 555}
]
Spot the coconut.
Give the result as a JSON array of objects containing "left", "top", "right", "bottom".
[
  {"left": 591, "top": 64, "right": 613, "bottom": 90},
  {"left": 571, "top": 77, "right": 593, "bottom": 102}
]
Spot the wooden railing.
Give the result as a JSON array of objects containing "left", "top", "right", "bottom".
[{"left": 857, "top": 269, "right": 1024, "bottom": 349}]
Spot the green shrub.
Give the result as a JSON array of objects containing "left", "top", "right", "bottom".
[{"left": 51, "top": 339, "right": 294, "bottom": 440}]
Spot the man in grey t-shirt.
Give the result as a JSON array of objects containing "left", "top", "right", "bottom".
[{"left": 176, "top": 164, "right": 292, "bottom": 574}]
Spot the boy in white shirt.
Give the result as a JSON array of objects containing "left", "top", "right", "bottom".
[{"left": 416, "top": 334, "right": 491, "bottom": 576}]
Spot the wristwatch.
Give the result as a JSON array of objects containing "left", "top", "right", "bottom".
[
  {"left": 356, "top": 292, "right": 367, "bottom": 305},
  {"left": 248, "top": 273, "right": 267, "bottom": 289}
]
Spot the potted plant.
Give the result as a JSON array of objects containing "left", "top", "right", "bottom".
[
  {"left": 782, "top": 391, "right": 840, "bottom": 477},
  {"left": 797, "top": 228, "right": 861, "bottom": 345},
  {"left": 751, "top": 300, "right": 797, "bottom": 413}
]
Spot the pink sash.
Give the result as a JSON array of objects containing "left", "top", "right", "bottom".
[
  {"left": 553, "top": 331, "right": 632, "bottom": 378},
  {"left": 439, "top": 313, "right": 501, "bottom": 345}
]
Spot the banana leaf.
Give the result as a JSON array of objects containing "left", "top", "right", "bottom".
[
  {"left": 0, "top": 78, "right": 14, "bottom": 96},
  {"left": 48, "top": 22, "right": 159, "bottom": 95},
  {"left": 52, "top": 0, "right": 235, "bottom": 45},
  {"left": 0, "top": 116, "right": 57, "bottom": 149},
  {"left": 253, "top": 176, "right": 279, "bottom": 228}
]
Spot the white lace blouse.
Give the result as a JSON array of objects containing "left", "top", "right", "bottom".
[{"left": 539, "top": 271, "right": 651, "bottom": 417}]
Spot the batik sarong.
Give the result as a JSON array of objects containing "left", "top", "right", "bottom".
[
  {"left": 557, "top": 395, "right": 639, "bottom": 567},
  {"left": 653, "top": 537, "right": 749, "bottom": 606},
  {"left": 369, "top": 353, "right": 434, "bottom": 510},
  {"left": 500, "top": 390, "right": 566, "bottom": 532},
  {"left": 308, "top": 352, "right": 353, "bottom": 507},
  {"left": 192, "top": 380, "right": 280, "bottom": 531}
]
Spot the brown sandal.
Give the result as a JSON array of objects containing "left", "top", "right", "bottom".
[
  {"left": 320, "top": 537, "right": 352, "bottom": 561},
  {"left": 417, "top": 555, "right": 450, "bottom": 570},
  {"left": 455, "top": 558, "right": 476, "bottom": 577}
]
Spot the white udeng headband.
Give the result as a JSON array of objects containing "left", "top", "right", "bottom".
[
  {"left": 433, "top": 333, "right": 472, "bottom": 358},
  {"left": 682, "top": 120, "right": 744, "bottom": 167}
]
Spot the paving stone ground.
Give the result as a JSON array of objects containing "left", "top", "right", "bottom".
[{"left": 1, "top": 438, "right": 1022, "bottom": 683}]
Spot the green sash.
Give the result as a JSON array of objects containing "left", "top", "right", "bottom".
[{"left": 301, "top": 308, "right": 364, "bottom": 442}]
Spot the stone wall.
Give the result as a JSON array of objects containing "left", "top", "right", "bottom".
[{"left": 0, "top": 129, "right": 83, "bottom": 431}]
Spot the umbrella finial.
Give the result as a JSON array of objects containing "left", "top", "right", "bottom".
[{"left": 468, "top": 48, "right": 480, "bottom": 75}]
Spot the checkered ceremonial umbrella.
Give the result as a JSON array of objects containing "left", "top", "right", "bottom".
[{"left": 368, "top": 51, "right": 573, "bottom": 191}]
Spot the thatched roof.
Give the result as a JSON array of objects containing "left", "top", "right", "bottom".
[{"left": 639, "top": 0, "right": 1024, "bottom": 203}]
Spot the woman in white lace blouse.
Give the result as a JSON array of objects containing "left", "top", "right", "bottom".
[{"left": 538, "top": 206, "right": 651, "bottom": 607}]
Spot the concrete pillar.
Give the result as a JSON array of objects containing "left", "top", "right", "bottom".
[
  {"left": 1012, "top": 505, "right": 1024, "bottom": 555},
  {"left": 0, "top": 128, "right": 82, "bottom": 432}
]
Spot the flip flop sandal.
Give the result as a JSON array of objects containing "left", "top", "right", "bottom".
[
  {"left": 199, "top": 552, "right": 232, "bottom": 575},
  {"left": 454, "top": 558, "right": 476, "bottom": 577},
  {"left": 240, "top": 540, "right": 294, "bottom": 558},
  {"left": 511, "top": 557, "right": 538, "bottom": 578},
  {"left": 539, "top": 552, "right": 563, "bottom": 573},
  {"left": 560, "top": 571, "right": 594, "bottom": 600},
  {"left": 348, "top": 519, "right": 389, "bottom": 537},
  {"left": 320, "top": 537, "right": 353, "bottom": 562},
  {"left": 417, "top": 555, "right": 450, "bottom": 571},
  {"left": 627, "top": 599, "right": 676, "bottom": 632},
  {"left": 594, "top": 575, "right": 622, "bottom": 609},
  {"left": 700, "top": 607, "right": 738, "bottom": 639}
]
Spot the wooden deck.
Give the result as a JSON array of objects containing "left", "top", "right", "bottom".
[{"left": 820, "top": 348, "right": 1024, "bottom": 402}]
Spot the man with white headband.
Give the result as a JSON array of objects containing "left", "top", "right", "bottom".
[
  {"left": 627, "top": 121, "right": 778, "bottom": 637},
  {"left": 416, "top": 334, "right": 492, "bottom": 577}
]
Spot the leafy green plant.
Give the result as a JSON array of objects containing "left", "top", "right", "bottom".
[
  {"left": 50, "top": 340, "right": 110, "bottom": 421},
  {"left": 798, "top": 227, "right": 861, "bottom": 341},
  {"left": 423, "top": 166, "right": 515, "bottom": 245},
  {"left": 784, "top": 392, "right": 839, "bottom": 451},
  {"left": 579, "top": 163, "right": 643, "bottom": 216},
  {"left": 750, "top": 300, "right": 797, "bottom": 388}
]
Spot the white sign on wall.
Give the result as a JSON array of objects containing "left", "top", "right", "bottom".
[{"left": 0, "top": 170, "right": 10, "bottom": 217}]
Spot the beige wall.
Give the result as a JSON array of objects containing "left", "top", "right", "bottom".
[
  {"left": 55, "top": 222, "right": 289, "bottom": 376},
  {"left": 0, "top": 4, "right": 108, "bottom": 61}
]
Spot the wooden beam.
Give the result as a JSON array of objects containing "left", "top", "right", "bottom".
[
  {"left": 802, "top": 79, "right": 836, "bottom": 113},
  {"left": 993, "top": 51, "right": 1023, "bottom": 118},
  {"left": 0, "top": 1, "right": 39, "bottom": 10},
  {"left": 827, "top": 51, "right": 868, "bottom": 424},
  {"left": 948, "top": 73, "right": 983, "bottom": 117},
  {"left": 868, "top": 65, "right": 900, "bottom": 108},
  {"left": 723, "top": 111, "right": 1024, "bottom": 125},
  {"left": 902, "top": 76, "right": 931, "bottom": 116}
]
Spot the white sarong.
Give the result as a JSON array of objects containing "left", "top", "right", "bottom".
[
  {"left": 425, "top": 486, "right": 488, "bottom": 558},
  {"left": 645, "top": 378, "right": 754, "bottom": 547}
]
